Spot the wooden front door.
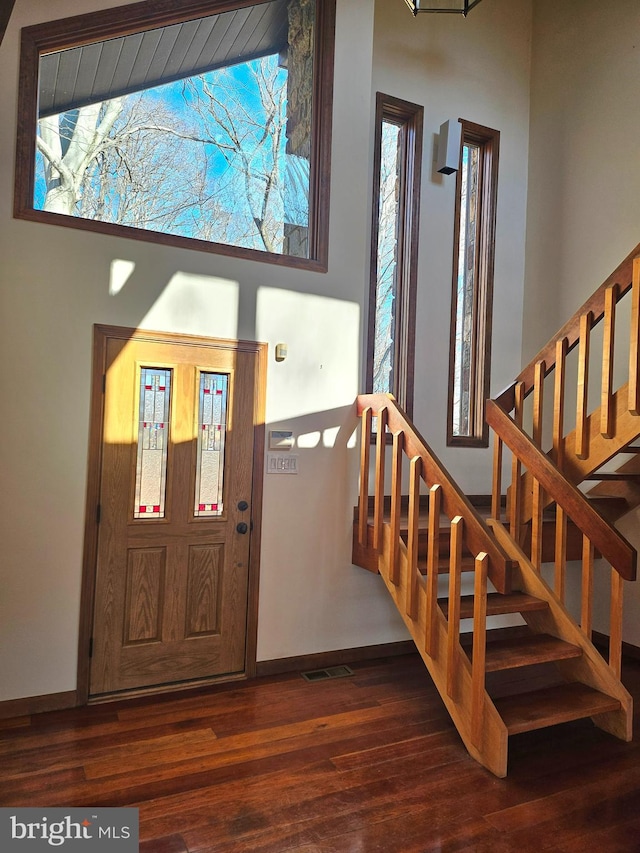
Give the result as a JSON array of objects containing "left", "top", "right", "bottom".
[{"left": 88, "top": 328, "right": 264, "bottom": 697}]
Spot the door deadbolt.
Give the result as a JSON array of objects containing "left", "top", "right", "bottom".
[{"left": 237, "top": 500, "right": 249, "bottom": 511}]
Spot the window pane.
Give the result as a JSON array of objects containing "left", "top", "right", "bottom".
[
  {"left": 373, "top": 120, "right": 401, "bottom": 395},
  {"left": 367, "top": 95, "right": 422, "bottom": 419},
  {"left": 447, "top": 120, "right": 499, "bottom": 447},
  {"left": 194, "top": 373, "right": 229, "bottom": 518},
  {"left": 20, "top": 0, "right": 335, "bottom": 267},
  {"left": 452, "top": 142, "right": 480, "bottom": 437},
  {"left": 134, "top": 368, "right": 171, "bottom": 519}
]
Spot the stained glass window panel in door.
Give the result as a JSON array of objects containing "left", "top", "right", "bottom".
[
  {"left": 195, "top": 372, "right": 228, "bottom": 517},
  {"left": 134, "top": 367, "right": 171, "bottom": 519}
]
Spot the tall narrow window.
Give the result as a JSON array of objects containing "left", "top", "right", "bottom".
[
  {"left": 366, "top": 93, "right": 423, "bottom": 417},
  {"left": 447, "top": 120, "right": 499, "bottom": 446}
]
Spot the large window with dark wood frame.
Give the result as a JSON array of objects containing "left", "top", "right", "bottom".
[
  {"left": 447, "top": 120, "right": 499, "bottom": 446},
  {"left": 14, "top": 0, "right": 336, "bottom": 271},
  {"left": 366, "top": 93, "right": 423, "bottom": 417}
]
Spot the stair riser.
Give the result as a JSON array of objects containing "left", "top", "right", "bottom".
[{"left": 439, "top": 592, "right": 548, "bottom": 620}]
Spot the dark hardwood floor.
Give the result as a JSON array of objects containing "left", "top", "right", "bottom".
[{"left": 2, "top": 653, "right": 640, "bottom": 852}]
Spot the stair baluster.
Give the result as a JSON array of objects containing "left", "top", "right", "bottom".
[
  {"left": 576, "top": 311, "right": 592, "bottom": 460},
  {"left": 553, "top": 336, "right": 568, "bottom": 468},
  {"left": 405, "top": 456, "right": 421, "bottom": 619},
  {"left": 425, "top": 483, "right": 441, "bottom": 657},
  {"left": 531, "top": 361, "right": 546, "bottom": 570},
  {"left": 446, "top": 517, "right": 463, "bottom": 700},
  {"left": 554, "top": 504, "right": 567, "bottom": 602},
  {"left": 373, "top": 406, "right": 387, "bottom": 552},
  {"left": 358, "top": 406, "right": 372, "bottom": 548},
  {"left": 491, "top": 431, "right": 503, "bottom": 522},
  {"left": 610, "top": 571, "right": 624, "bottom": 678},
  {"left": 471, "top": 552, "right": 488, "bottom": 748},
  {"left": 509, "top": 382, "right": 525, "bottom": 542},
  {"left": 629, "top": 258, "right": 640, "bottom": 414},
  {"left": 601, "top": 284, "right": 618, "bottom": 438},
  {"left": 581, "top": 535, "right": 594, "bottom": 638},
  {"left": 390, "top": 431, "right": 403, "bottom": 585}
]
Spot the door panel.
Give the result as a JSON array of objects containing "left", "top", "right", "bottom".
[
  {"left": 123, "top": 547, "right": 166, "bottom": 644},
  {"left": 185, "top": 543, "right": 223, "bottom": 636},
  {"left": 89, "top": 334, "right": 260, "bottom": 696}
]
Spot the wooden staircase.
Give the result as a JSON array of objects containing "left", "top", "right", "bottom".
[{"left": 352, "top": 247, "right": 640, "bottom": 777}]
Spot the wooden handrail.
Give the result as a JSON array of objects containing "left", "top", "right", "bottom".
[
  {"left": 357, "top": 393, "right": 513, "bottom": 593},
  {"left": 494, "top": 242, "right": 640, "bottom": 408},
  {"left": 486, "top": 399, "right": 637, "bottom": 581}
]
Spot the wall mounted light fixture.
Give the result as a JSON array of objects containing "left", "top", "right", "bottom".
[
  {"left": 405, "top": 0, "right": 483, "bottom": 15},
  {"left": 437, "top": 119, "right": 461, "bottom": 175}
]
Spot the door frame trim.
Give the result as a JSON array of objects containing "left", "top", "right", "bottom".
[{"left": 76, "top": 324, "right": 267, "bottom": 705}]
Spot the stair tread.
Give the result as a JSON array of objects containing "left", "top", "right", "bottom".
[
  {"left": 482, "top": 633, "right": 582, "bottom": 672},
  {"left": 586, "top": 494, "right": 630, "bottom": 503},
  {"left": 439, "top": 592, "right": 548, "bottom": 619},
  {"left": 584, "top": 472, "right": 640, "bottom": 481},
  {"left": 494, "top": 682, "right": 621, "bottom": 734}
]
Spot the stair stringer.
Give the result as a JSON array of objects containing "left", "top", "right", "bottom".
[
  {"left": 488, "top": 518, "right": 633, "bottom": 741},
  {"left": 377, "top": 523, "right": 509, "bottom": 778}
]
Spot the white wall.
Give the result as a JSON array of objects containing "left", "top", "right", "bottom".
[
  {"left": 372, "top": 0, "right": 532, "bottom": 493},
  {"left": 524, "top": 0, "right": 640, "bottom": 644},
  {"left": 524, "top": 0, "right": 640, "bottom": 359},
  {"left": 0, "top": 0, "right": 534, "bottom": 703}
]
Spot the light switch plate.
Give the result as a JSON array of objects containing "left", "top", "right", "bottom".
[{"left": 267, "top": 454, "right": 298, "bottom": 474}]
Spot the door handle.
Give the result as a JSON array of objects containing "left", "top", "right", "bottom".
[{"left": 236, "top": 522, "right": 249, "bottom": 534}]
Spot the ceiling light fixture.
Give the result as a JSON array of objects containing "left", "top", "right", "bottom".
[{"left": 405, "top": 0, "right": 484, "bottom": 16}]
